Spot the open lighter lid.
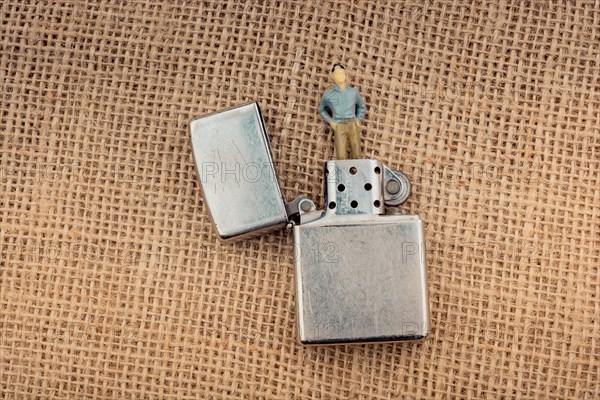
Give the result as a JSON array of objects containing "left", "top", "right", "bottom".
[{"left": 189, "top": 102, "right": 289, "bottom": 241}]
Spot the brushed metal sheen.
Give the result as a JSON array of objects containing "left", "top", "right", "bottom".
[
  {"left": 190, "top": 104, "right": 430, "bottom": 345},
  {"left": 189, "top": 102, "right": 288, "bottom": 241},
  {"left": 294, "top": 215, "right": 429, "bottom": 344}
]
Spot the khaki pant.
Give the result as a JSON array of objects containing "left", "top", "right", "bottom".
[{"left": 333, "top": 120, "right": 361, "bottom": 160}]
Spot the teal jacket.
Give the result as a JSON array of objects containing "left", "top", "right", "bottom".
[{"left": 318, "top": 85, "right": 367, "bottom": 124}]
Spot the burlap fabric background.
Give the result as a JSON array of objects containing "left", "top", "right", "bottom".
[{"left": 1, "top": 1, "right": 599, "bottom": 398}]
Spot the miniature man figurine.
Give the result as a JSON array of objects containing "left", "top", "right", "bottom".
[{"left": 319, "top": 64, "right": 367, "bottom": 160}]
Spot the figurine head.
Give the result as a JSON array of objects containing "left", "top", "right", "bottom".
[{"left": 331, "top": 64, "right": 347, "bottom": 86}]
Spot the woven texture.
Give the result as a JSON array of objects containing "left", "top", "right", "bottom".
[{"left": 1, "top": 1, "right": 599, "bottom": 398}]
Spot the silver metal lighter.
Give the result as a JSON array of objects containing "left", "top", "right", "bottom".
[{"left": 190, "top": 102, "right": 429, "bottom": 344}]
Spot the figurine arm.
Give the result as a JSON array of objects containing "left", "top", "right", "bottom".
[
  {"left": 318, "top": 94, "right": 334, "bottom": 125},
  {"left": 355, "top": 92, "right": 367, "bottom": 121}
]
